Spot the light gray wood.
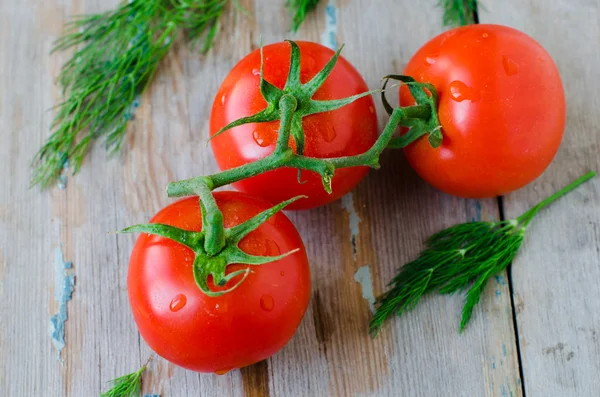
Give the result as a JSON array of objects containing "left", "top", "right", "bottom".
[
  {"left": 480, "top": 1, "right": 600, "bottom": 396},
  {"left": 0, "top": 0, "right": 531, "bottom": 396}
]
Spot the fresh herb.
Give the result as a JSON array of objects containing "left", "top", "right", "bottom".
[
  {"left": 370, "top": 171, "right": 596, "bottom": 335},
  {"left": 439, "top": 0, "right": 479, "bottom": 27},
  {"left": 100, "top": 357, "right": 152, "bottom": 397},
  {"left": 286, "top": 0, "right": 321, "bottom": 32},
  {"left": 32, "top": 0, "right": 227, "bottom": 189}
]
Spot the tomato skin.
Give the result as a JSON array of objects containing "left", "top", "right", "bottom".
[
  {"left": 401, "top": 24, "right": 565, "bottom": 198},
  {"left": 210, "top": 41, "right": 378, "bottom": 210},
  {"left": 127, "top": 192, "right": 310, "bottom": 373}
]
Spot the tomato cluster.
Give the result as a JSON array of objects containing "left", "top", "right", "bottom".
[{"left": 127, "top": 25, "right": 564, "bottom": 373}]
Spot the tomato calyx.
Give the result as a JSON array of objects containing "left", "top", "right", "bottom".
[
  {"left": 166, "top": 44, "right": 442, "bottom": 200},
  {"left": 381, "top": 75, "right": 443, "bottom": 149},
  {"left": 121, "top": 196, "right": 303, "bottom": 297},
  {"left": 167, "top": 58, "right": 443, "bottom": 201},
  {"left": 210, "top": 40, "right": 378, "bottom": 157}
]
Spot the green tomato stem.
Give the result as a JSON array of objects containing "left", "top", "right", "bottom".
[
  {"left": 163, "top": 41, "right": 443, "bottom": 280},
  {"left": 275, "top": 94, "right": 298, "bottom": 153},
  {"left": 191, "top": 178, "right": 226, "bottom": 256},
  {"left": 166, "top": 103, "right": 433, "bottom": 198}
]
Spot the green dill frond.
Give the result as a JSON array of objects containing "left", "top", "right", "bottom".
[
  {"left": 439, "top": 0, "right": 478, "bottom": 27},
  {"left": 286, "top": 0, "right": 321, "bottom": 32},
  {"left": 370, "top": 172, "right": 596, "bottom": 336},
  {"left": 32, "top": 0, "right": 229, "bottom": 189},
  {"left": 370, "top": 220, "right": 524, "bottom": 336},
  {"left": 100, "top": 358, "right": 151, "bottom": 397},
  {"left": 172, "top": 0, "right": 228, "bottom": 53}
]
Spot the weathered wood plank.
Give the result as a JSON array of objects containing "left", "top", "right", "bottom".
[
  {"left": 480, "top": 1, "right": 600, "bottom": 396},
  {"left": 0, "top": 0, "right": 528, "bottom": 396}
]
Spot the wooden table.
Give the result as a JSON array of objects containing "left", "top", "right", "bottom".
[{"left": 2, "top": 0, "right": 599, "bottom": 396}]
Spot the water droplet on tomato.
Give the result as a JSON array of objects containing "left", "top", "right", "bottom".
[
  {"left": 220, "top": 94, "right": 226, "bottom": 105},
  {"left": 502, "top": 56, "right": 518, "bottom": 76},
  {"left": 265, "top": 240, "right": 281, "bottom": 256},
  {"left": 169, "top": 294, "right": 187, "bottom": 312},
  {"left": 300, "top": 55, "right": 317, "bottom": 81},
  {"left": 251, "top": 68, "right": 260, "bottom": 76},
  {"left": 449, "top": 81, "right": 480, "bottom": 102},
  {"left": 252, "top": 130, "right": 275, "bottom": 147},
  {"left": 425, "top": 56, "right": 438, "bottom": 65},
  {"left": 280, "top": 271, "right": 285, "bottom": 277},
  {"left": 369, "top": 106, "right": 375, "bottom": 114},
  {"left": 260, "top": 294, "right": 275, "bottom": 312},
  {"left": 215, "top": 301, "right": 228, "bottom": 314},
  {"left": 303, "top": 55, "right": 316, "bottom": 73},
  {"left": 321, "top": 122, "right": 337, "bottom": 143},
  {"left": 482, "top": 32, "right": 489, "bottom": 38},
  {"left": 215, "top": 367, "right": 231, "bottom": 375}
]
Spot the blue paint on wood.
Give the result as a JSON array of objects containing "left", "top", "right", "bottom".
[
  {"left": 49, "top": 244, "right": 75, "bottom": 360},
  {"left": 341, "top": 193, "right": 360, "bottom": 261},
  {"left": 57, "top": 159, "right": 69, "bottom": 190},
  {"left": 471, "top": 200, "right": 482, "bottom": 221},
  {"left": 144, "top": 395, "right": 160, "bottom": 397},
  {"left": 495, "top": 275, "right": 507, "bottom": 286},
  {"left": 320, "top": 1, "right": 338, "bottom": 50},
  {"left": 354, "top": 265, "right": 375, "bottom": 313}
]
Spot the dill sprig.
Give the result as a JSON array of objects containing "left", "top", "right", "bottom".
[
  {"left": 439, "top": 0, "right": 478, "bottom": 27},
  {"left": 286, "top": 0, "right": 321, "bottom": 32},
  {"left": 100, "top": 357, "right": 152, "bottom": 397},
  {"left": 32, "top": 0, "right": 228, "bottom": 189},
  {"left": 370, "top": 171, "right": 596, "bottom": 335}
]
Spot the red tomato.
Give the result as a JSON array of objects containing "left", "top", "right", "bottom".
[
  {"left": 401, "top": 24, "right": 565, "bottom": 198},
  {"left": 210, "top": 41, "right": 378, "bottom": 210},
  {"left": 127, "top": 192, "right": 310, "bottom": 373}
]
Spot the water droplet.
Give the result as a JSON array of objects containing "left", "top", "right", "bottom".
[
  {"left": 215, "top": 367, "right": 231, "bottom": 375},
  {"left": 252, "top": 130, "right": 275, "bottom": 147},
  {"left": 265, "top": 240, "right": 281, "bottom": 256},
  {"left": 220, "top": 95, "right": 226, "bottom": 105},
  {"left": 280, "top": 271, "right": 285, "bottom": 277},
  {"left": 303, "top": 55, "right": 316, "bottom": 73},
  {"left": 169, "top": 294, "right": 187, "bottom": 312},
  {"left": 502, "top": 56, "right": 518, "bottom": 76},
  {"left": 482, "top": 32, "right": 489, "bottom": 38},
  {"left": 260, "top": 294, "right": 275, "bottom": 312},
  {"left": 369, "top": 106, "right": 375, "bottom": 114},
  {"left": 251, "top": 68, "right": 260, "bottom": 76},
  {"left": 425, "top": 56, "right": 437, "bottom": 65},
  {"left": 215, "top": 301, "right": 228, "bottom": 314},
  {"left": 449, "top": 81, "right": 480, "bottom": 102},
  {"left": 321, "top": 122, "right": 337, "bottom": 143}
]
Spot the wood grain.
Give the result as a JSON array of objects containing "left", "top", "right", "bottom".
[
  {"left": 480, "top": 1, "right": 600, "bottom": 396},
  {"left": 10, "top": 0, "right": 597, "bottom": 396}
]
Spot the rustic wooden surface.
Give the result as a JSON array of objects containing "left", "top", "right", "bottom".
[{"left": 0, "top": 0, "right": 598, "bottom": 396}]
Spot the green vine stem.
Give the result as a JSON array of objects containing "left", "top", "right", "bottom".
[
  {"left": 370, "top": 171, "right": 596, "bottom": 335},
  {"left": 125, "top": 40, "right": 444, "bottom": 298},
  {"left": 167, "top": 42, "right": 441, "bottom": 199}
]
